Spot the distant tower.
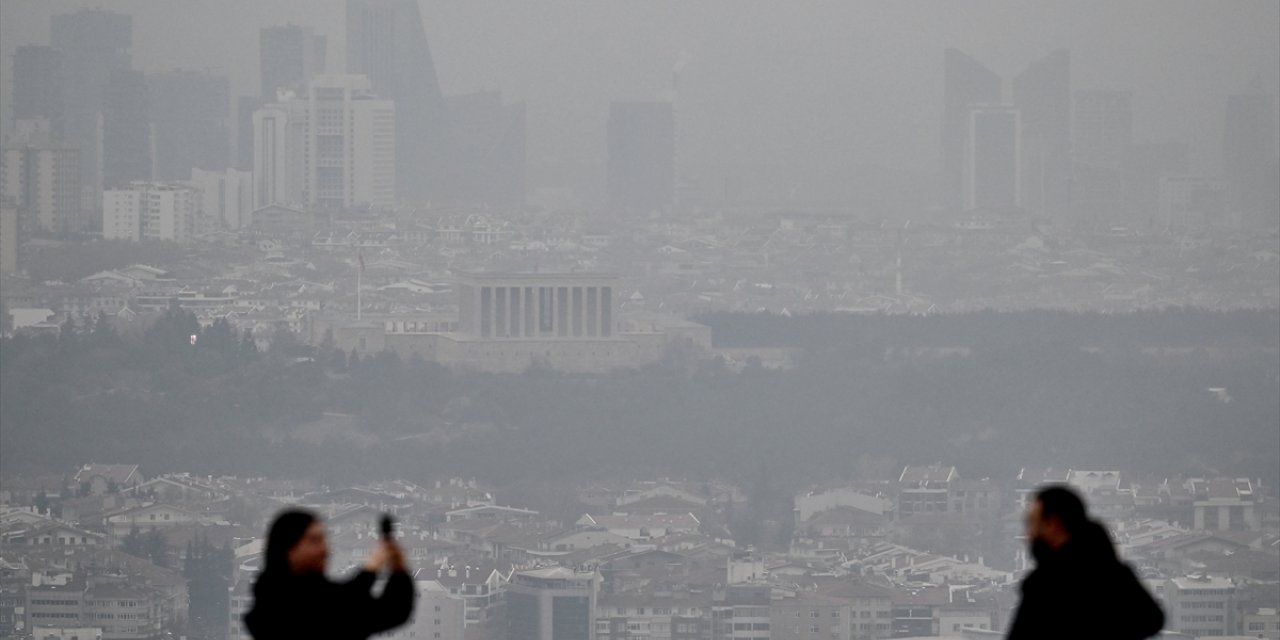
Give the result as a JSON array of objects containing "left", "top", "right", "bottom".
[
  {"left": 12, "top": 46, "right": 66, "bottom": 141},
  {"left": 607, "top": 101, "right": 675, "bottom": 214},
  {"left": 964, "top": 104, "right": 1021, "bottom": 211},
  {"left": 260, "top": 24, "right": 327, "bottom": 99},
  {"left": 51, "top": 8, "right": 132, "bottom": 196},
  {"left": 1223, "top": 93, "right": 1278, "bottom": 229},
  {"left": 148, "top": 69, "right": 230, "bottom": 180},
  {"left": 101, "top": 69, "right": 151, "bottom": 188},
  {"left": 346, "top": 0, "right": 449, "bottom": 202},
  {"left": 1072, "top": 90, "right": 1133, "bottom": 225},
  {"left": 1013, "top": 49, "right": 1071, "bottom": 217},
  {"left": 942, "top": 49, "right": 1003, "bottom": 212}
]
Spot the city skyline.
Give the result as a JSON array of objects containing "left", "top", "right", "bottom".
[{"left": 1, "top": 0, "right": 1276, "bottom": 208}]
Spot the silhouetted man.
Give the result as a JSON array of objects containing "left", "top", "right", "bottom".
[{"left": 1007, "top": 485, "right": 1164, "bottom": 639}]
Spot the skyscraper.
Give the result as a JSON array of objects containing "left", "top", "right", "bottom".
[
  {"left": 964, "top": 105, "right": 1021, "bottom": 211},
  {"left": 101, "top": 69, "right": 151, "bottom": 188},
  {"left": 607, "top": 101, "right": 675, "bottom": 213},
  {"left": 148, "top": 69, "right": 231, "bottom": 181},
  {"left": 942, "top": 49, "right": 1003, "bottom": 211},
  {"left": 253, "top": 75, "right": 395, "bottom": 211},
  {"left": 1223, "top": 93, "right": 1278, "bottom": 229},
  {"left": 1074, "top": 90, "right": 1132, "bottom": 170},
  {"left": 251, "top": 99, "right": 303, "bottom": 208},
  {"left": 50, "top": 8, "right": 132, "bottom": 195},
  {"left": 1012, "top": 49, "right": 1071, "bottom": 218},
  {"left": 505, "top": 567, "right": 597, "bottom": 640},
  {"left": 442, "top": 91, "right": 526, "bottom": 206},
  {"left": 260, "top": 24, "right": 327, "bottom": 99},
  {"left": 12, "top": 46, "right": 66, "bottom": 141},
  {"left": 1072, "top": 90, "right": 1133, "bottom": 224},
  {"left": 346, "top": 0, "right": 449, "bottom": 202}
]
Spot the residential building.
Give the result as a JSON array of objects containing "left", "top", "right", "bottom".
[
  {"left": 0, "top": 144, "right": 83, "bottom": 233},
  {"left": 102, "top": 182, "right": 198, "bottom": 242},
  {"left": 1163, "top": 575, "right": 1236, "bottom": 638},
  {"left": 384, "top": 579, "right": 464, "bottom": 640},
  {"left": 596, "top": 593, "right": 708, "bottom": 640},
  {"left": 505, "top": 567, "right": 598, "bottom": 640},
  {"left": 711, "top": 584, "right": 771, "bottom": 640},
  {"left": 189, "top": 168, "right": 253, "bottom": 230}
]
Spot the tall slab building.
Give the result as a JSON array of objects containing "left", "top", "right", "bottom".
[
  {"left": 1223, "top": 93, "right": 1278, "bottom": 230},
  {"left": 607, "top": 101, "right": 675, "bottom": 213},
  {"left": 942, "top": 49, "right": 1003, "bottom": 212},
  {"left": 1013, "top": 50, "right": 1071, "bottom": 218},
  {"left": 346, "top": 0, "right": 449, "bottom": 202},
  {"left": 50, "top": 8, "right": 132, "bottom": 196}
]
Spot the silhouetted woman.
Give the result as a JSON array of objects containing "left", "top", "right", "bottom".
[{"left": 243, "top": 509, "right": 415, "bottom": 639}]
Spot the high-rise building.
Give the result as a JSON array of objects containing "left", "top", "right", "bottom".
[
  {"left": 942, "top": 49, "right": 1003, "bottom": 211},
  {"left": 1074, "top": 90, "right": 1132, "bottom": 170},
  {"left": 505, "top": 567, "right": 597, "bottom": 640},
  {"left": 190, "top": 168, "right": 253, "bottom": 230},
  {"left": 101, "top": 69, "right": 152, "bottom": 188},
  {"left": 0, "top": 205, "right": 18, "bottom": 275},
  {"left": 148, "top": 69, "right": 231, "bottom": 181},
  {"left": 1122, "top": 142, "right": 1189, "bottom": 231},
  {"left": 236, "top": 96, "right": 263, "bottom": 171},
  {"left": 253, "top": 75, "right": 395, "bottom": 210},
  {"left": 50, "top": 8, "right": 132, "bottom": 196},
  {"left": 0, "top": 144, "right": 83, "bottom": 233},
  {"left": 1223, "top": 93, "right": 1278, "bottom": 229},
  {"left": 260, "top": 24, "right": 327, "bottom": 99},
  {"left": 1013, "top": 49, "right": 1071, "bottom": 218},
  {"left": 346, "top": 0, "right": 449, "bottom": 202},
  {"left": 607, "top": 101, "right": 675, "bottom": 213},
  {"left": 1072, "top": 90, "right": 1133, "bottom": 224},
  {"left": 1158, "top": 176, "right": 1226, "bottom": 231},
  {"left": 103, "top": 181, "right": 198, "bottom": 242},
  {"left": 251, "top": 99, "right": 304, "bottom": 208},
  {"left": 441, "top": 91, "right": 526, "bottom": 206},
  {"left": 963, "top": 105, "right": 1021, "bottom": 211},
  {"left": 12, "top": 46, "right": 66, "bottom": 142}
]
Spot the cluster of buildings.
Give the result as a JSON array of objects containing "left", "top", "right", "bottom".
[
  {"left": 943, "top": 48, "right": 1278, "bottom": 233},
  {"left": 3, "top": 200, "right": 1277, "bottom": 368},
  {"left": 2, "top": 463, "right": 1277, "bottom": 639}
]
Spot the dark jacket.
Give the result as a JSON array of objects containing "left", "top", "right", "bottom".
[
  {"left": 243, "top": 569, "right": 415, "bottom": 640},
  {"left": 1007, "top": 522, "right": 1164, "bottom": 640}
]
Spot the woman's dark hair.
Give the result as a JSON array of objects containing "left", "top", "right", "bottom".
[
  {"left": 1034, "top": 484, "right": 1089, "bottom": 534},
  {"left": 262, "top": 509, "right": 318, "bottom": 574}
]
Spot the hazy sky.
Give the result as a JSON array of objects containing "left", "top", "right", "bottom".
[{"left": 2, "top": 1, "right": 1277, "bottom": 199}]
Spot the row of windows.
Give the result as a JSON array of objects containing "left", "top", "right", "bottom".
[
  {"left": 30, "top": 599, "right": 79, "bottom": 606},
  {"left": 1180, "top": 614, "right": 1225, "bottom": 622},
  {"left": 1180, "top": 600, "right": 1225, "bottom": 609}
]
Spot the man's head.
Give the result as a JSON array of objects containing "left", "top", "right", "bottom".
[{"left": 1025, "top": 484, "right": 1088, "bottom": 558}]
